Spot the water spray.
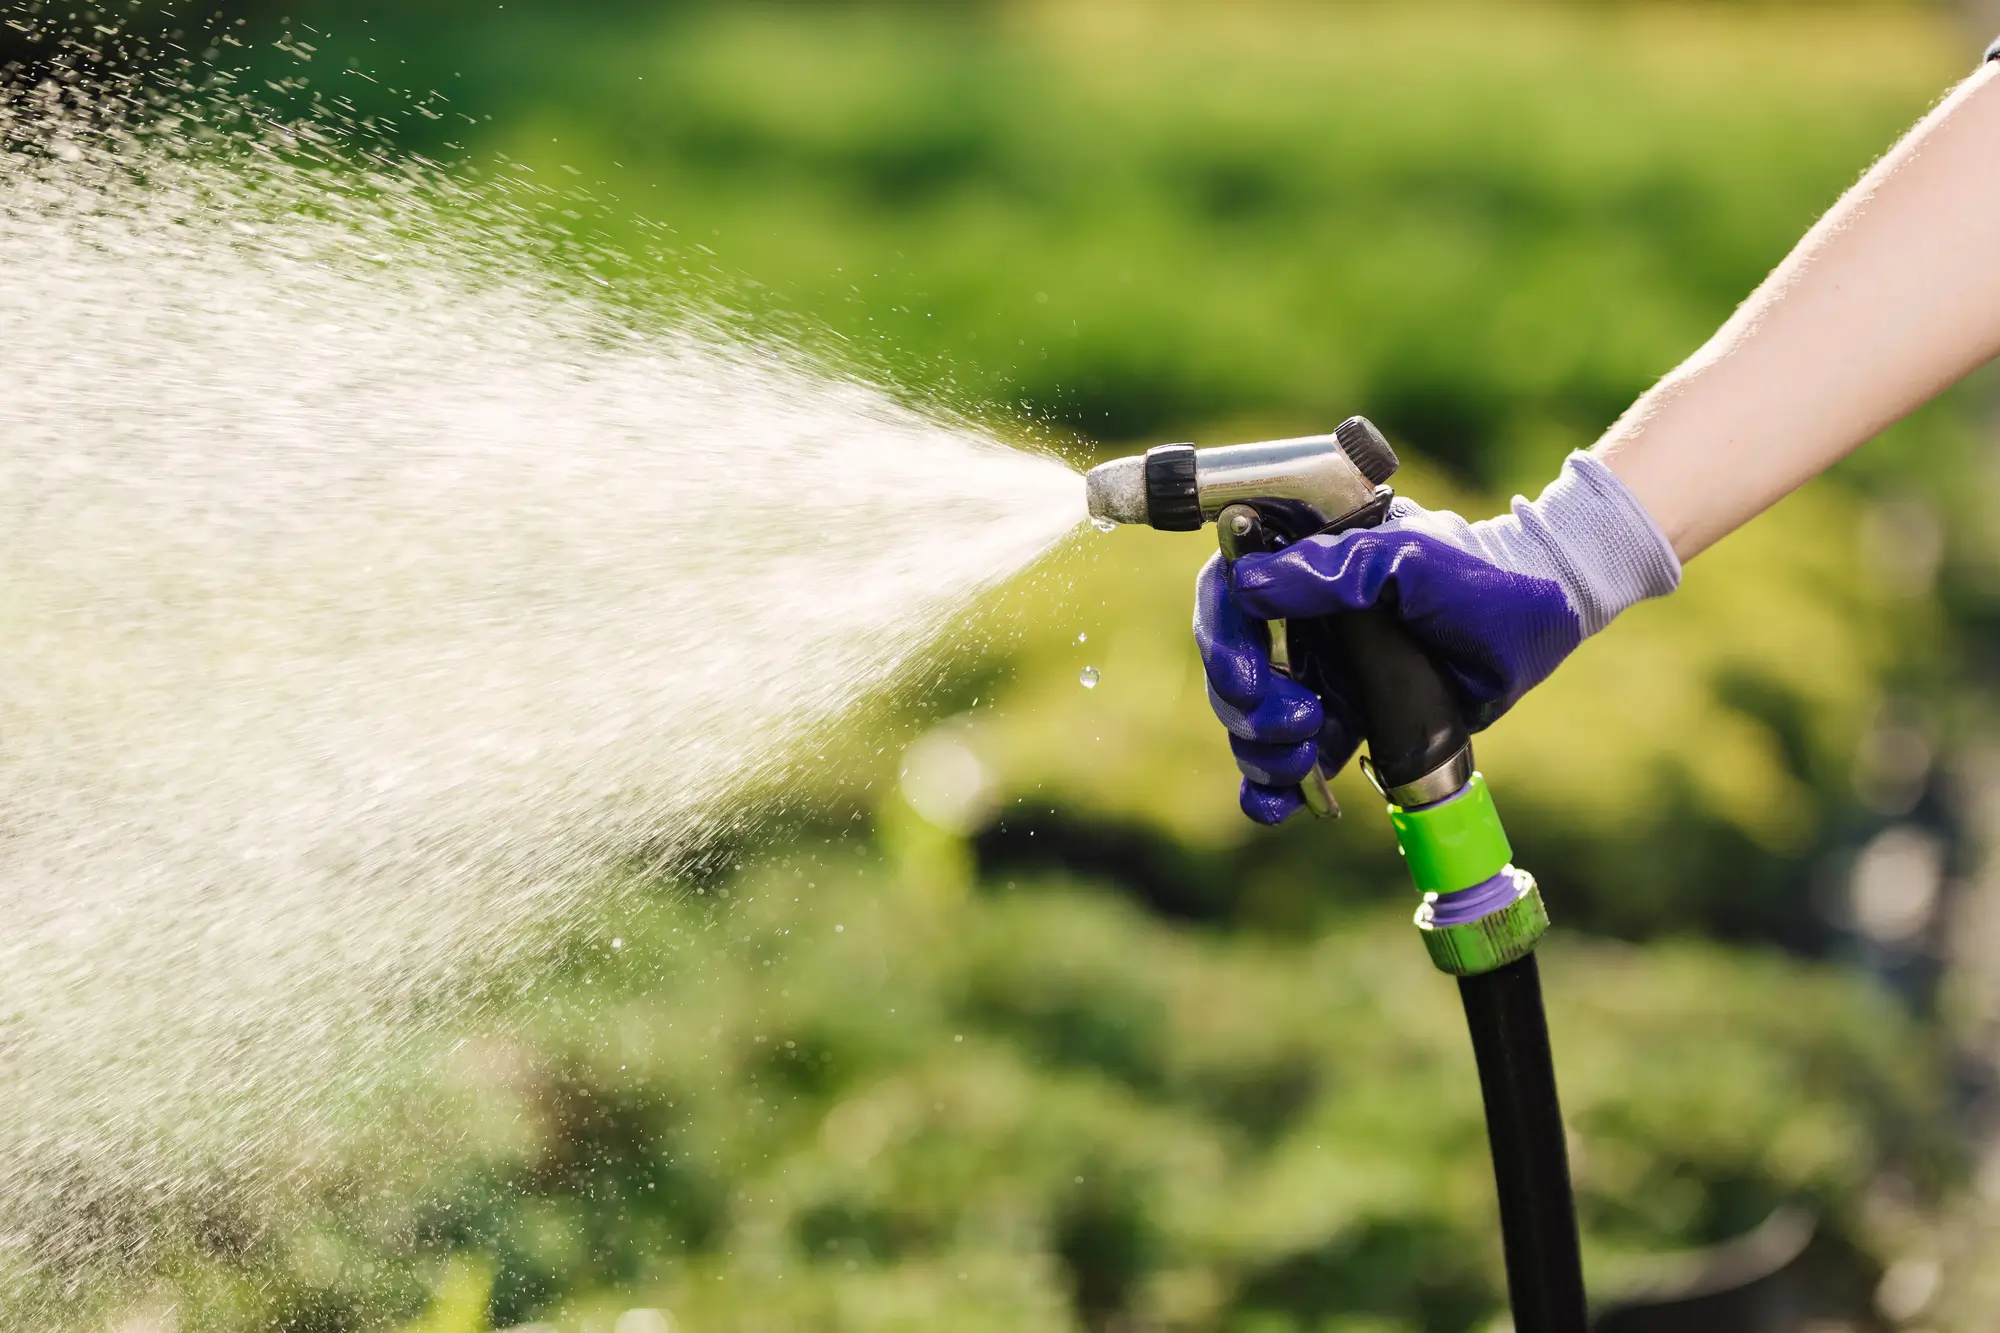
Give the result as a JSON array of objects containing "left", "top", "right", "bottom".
[
  {"left": 1087, "top": 421, "right": 1587, "bottom": 1332},
  {"left": 0, "top": 93, "right": 1088, "bottom": 1308}
]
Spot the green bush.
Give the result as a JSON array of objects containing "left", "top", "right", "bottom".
[{"left": 131, "top": 834, "right": 1943, "bottom": 1331}]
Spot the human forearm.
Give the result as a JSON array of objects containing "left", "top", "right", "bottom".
[{"left": 1596, "top": 62, "right": 2000, "bottom": 560}]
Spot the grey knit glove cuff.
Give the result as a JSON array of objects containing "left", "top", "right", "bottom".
[{"left": 1387, "top": 452, "right": 1682, "bottom": 637}]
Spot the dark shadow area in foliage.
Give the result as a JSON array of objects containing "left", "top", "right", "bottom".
[
  {"left": 1365, "top": 359, "right": 1510, "bottom": 481},
  {"left": 1032, "top": 364, "right": 1233, "bottom": 446},
  {"left": 975, "top": 801, "right": 1412, "bottom": 936},
  {"left": 962, "top": 953, "right": 1171, "bottom": 1094},
  {"left": 979, "top": 788, "right": 1850, "bottom": 951},
  {"left": 1195, "top": 1054, "right": 1323, "bottom": 1145},
  {"left": 1502, "top": 766, "right": 1835, "bottom": 951},
  {"left": 754, "top": 1032, "right": 844, "bottom": 1098},
  {"left": 796, "top": 1199, "right": 932, "bottom": 1265},
  {"left": 412, "top": 1071, "right": 727, "bottom": 1326},
  {"left": 1229, "top": 1218, "right": 1496, "bottom": 1333},
  {"left": 1592, "top": 1216, "right": 1883, "bottom": 1333},
  {"left": 641, "top": 86, "right": 1005, "bottom": 206},
  {"left": 1712, "top": 668, "right": 1823, "bottom": 797},
  {"left": 1581, "top": 1166, "right": 1795, "bottom": 1260},
  {"left": 1055, "top": 1177, "right": 1160, "bottom": 1333},
  {"left": 977, "top": 806, "right": 1243, "bottom": 924},
  {"left": 1165, "top": 147, "right": 1305, "bottom": 227}
]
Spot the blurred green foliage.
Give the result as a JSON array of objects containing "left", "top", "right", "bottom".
[
  {"left": 221, "top": 1, "right": 1962, "bottom": 479},
  {"left": 24, "top": 1, "right": 2000, "bottom": 1329},
  {"left": 195, "top": 0, "right": 1981, "bottom": 942},
  {"left": 134, "top": 835, "right": 1942, "bottom": 1332}
]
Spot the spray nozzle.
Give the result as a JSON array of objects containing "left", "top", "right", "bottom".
[
  {"left": 1084, "top": 416, "right": 1402, "bottom": 825},
  {"left": 1085, "top": 416, "right": 1399, "bottom": 534}
]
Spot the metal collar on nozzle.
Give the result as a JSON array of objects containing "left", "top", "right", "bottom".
[{"left": 1085, "top": 416, "right": 1399, "bottom": 534}]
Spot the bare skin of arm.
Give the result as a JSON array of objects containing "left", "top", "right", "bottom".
[{"left": 1596, "top": 62, "right": 2000, "bottom": 561}]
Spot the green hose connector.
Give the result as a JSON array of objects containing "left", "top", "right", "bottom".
[
  {"left": 1386, "top": 773, "right": 1548, "bottom": 976},
  {"left": 1388, "top": 773, "right": 1512, "bottom": 893}
]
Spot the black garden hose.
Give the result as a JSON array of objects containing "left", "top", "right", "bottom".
[{"left": 1461, "top": 955, "right": 1588, "bottom": 1332}]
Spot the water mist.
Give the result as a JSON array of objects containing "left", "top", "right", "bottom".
[{"left": 0, "top": 80, "right": 1083, "bottom": 1303}]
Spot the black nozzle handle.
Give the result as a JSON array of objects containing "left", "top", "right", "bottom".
[
  {"left": 1325, "top": 607, "right": 1468, "bottom": 792},
  {"left": 1219, "top": 422, "right": 1467, "bottom": 800},
  {"left": 1258, "top": 535, "right": 1467, "bottom": 796}
]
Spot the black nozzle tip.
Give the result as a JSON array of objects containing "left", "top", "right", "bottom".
[
  {"left": 1334, "top": 417, "right": 1398, "bottom": 486},
  {"left": 1143, "top": 443, "right": 1202, "bottom": 531}
]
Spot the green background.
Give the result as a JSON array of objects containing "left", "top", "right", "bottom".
[{"left": 19, "top": 1, "right": 2000, "bottom": 1329}]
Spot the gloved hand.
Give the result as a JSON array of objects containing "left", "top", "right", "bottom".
[{"left": 1195, "top": 452, "right": 1680, "bottom": 824}]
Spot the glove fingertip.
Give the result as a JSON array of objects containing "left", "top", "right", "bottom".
[
  {"left": 1231, "top": 735, "right": 1319, "bottom": 787},
  {"left": 1246, "top": 675, "right": 1323, "bottom": 744},
  {"left": 1240, "top": 779, "right": 1303, "bottom": 826}
]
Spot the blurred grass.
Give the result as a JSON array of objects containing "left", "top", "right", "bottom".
[
  {"left": 24, "top": 0, "right": 2000, "bottom": 1329},
  {"left": 142, "top": 834, "right": 1944, "bottom": 1332}
]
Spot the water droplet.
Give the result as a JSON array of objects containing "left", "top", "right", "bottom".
[
  {"left": 1091, "top": 517, "right": 1117, "bottom": 533},
  {"left": 1075, "top": 632, "right": 1087, "bottom": 644},
  {"left": 611, "top": 937, "right": 623, "bottom": 950},
  {"left": 1079, "top": 666, "right": 1100, "bottom": 689}
]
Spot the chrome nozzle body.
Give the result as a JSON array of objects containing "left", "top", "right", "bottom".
[{"left": 1084, "top": 418, "right": 1397, "bottom": 533}]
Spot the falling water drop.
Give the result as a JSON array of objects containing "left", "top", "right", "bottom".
[
  {"left": 1075, "top": 632, "right": 1087, "bottom": 644},
  {"left": 1079, "top": 666, "right": 1100, "bottom": 689}
]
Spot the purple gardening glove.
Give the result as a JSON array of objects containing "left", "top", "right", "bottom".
[{"left": 1195, "top": 452, "right": 1681, "bottom": 824}]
